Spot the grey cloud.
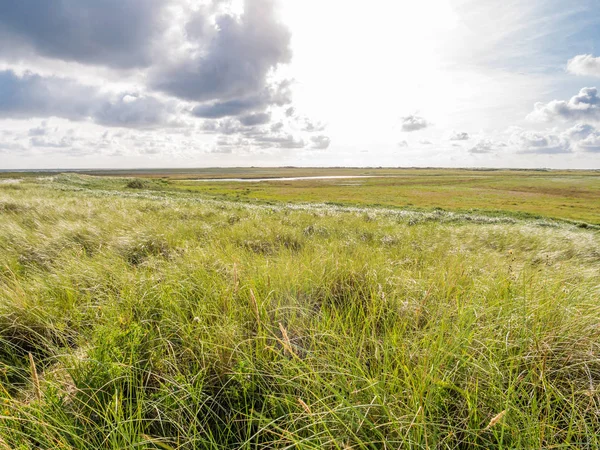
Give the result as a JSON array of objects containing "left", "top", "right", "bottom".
[
  {"left": 192, "top": 98, "right": 261, "bottom": 119},
  {"left": 94, "top": 94, "right": 178, "bottom": 128},
  {"left": 302, "top": 119, "right": 326, "bottom": 132},
  {"left": 0, "top": 144, "right": 26, "bottom": 153},
  {"left": 254, "top": 134, "right": 305, "bottom": 149},
  {"left": 28, "top": 122, "right": 49, "bottom": 137},
  {"left": 469, "top": 140, "right": 495, "bottom": 154},
  {"left": 30, "top": 135, "right": 78, "bottom": 148},
  {"left": 270, "top": 122, "right": 284, "bottom": 132},
  {"left": 310, "top": 135, "right": 331, "bottom": 150},
  {"left": 528, "top": 87, "right": 600, "bottom": 122},
  {"left": 213, "top": 135, "right": 254, "bottom": 152},
  {"left": 210, "top": 146, "right": 235, "bottom": 154},
  {"left": 420, "top": 139, "right": 433, "bottom": 145},
  {"left": 185, "top": 4, "right": 221, "bottom": 42},
  {"left": 0, "top": 70, "right": 99, "bottom": 120},
  {"left": 0, "top": 70, "right": 177, "bottom": 128},
  {"left": 509, "top": 130, "right": 571, "bottom": 154},
  {"left": 567, "top": 54, "right": 600, "bottom": 77},
  {"left": 398, "top": 140, "right": 409, "bottom": 147},
  {"left": 152, "top": 0, "right": 292, "bottom": 105},
  {"left": 0, "top": 0, "right": 165, "bottom": 69},
  {"left": 0, "top": 0, "right": 328, "bottom": 151},
  {"left": 283, "top": 107, "right": 327, "bottom": 133},
  {"left": 240, "top": 112, "right": 271, "bottom": 126},
  {"left": 191, "top": 80, "right": 292, "bottom": 119},
  {"left": 401, "top": 115, "right": 429, "bottom": 132},
  {"left": 201, "top": 112, "right": 328, "bottom": 151},
  {"left": 449, "top": 131, "right": 469, "bottom": 141},
  {"left": 201, "top": 118, "right": 249, "bottom": 135},
  {"left": 276, "top": 136, "right": 306, "bottom": 149}
]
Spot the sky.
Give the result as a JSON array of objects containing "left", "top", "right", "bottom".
[{"left": 1, "top": 0, "right": 600, "bottom": 169}]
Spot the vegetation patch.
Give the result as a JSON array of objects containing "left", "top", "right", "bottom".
[
  {"left": 0, "top": 173, "right": 598, "bottom": 448},
  {"left": 125, "top": 179, "right": 147, "bottom": 189}
]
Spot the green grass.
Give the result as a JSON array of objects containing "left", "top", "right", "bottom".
[
  {"left": 168, "top": 169, "right": 600, "bottom": 225},
  {"left": 0, "top": 172, "right": 599, "bottom": 448}
]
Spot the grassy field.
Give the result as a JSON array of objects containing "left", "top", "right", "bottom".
[
  {"left": 97, "top": 168, "right": 599, "bottom": 225},
  {"left": 0, "top": 171, "right": 599, "bottom": 448}
]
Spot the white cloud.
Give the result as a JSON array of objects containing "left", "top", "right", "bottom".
[
  {"left": 564, "top": 123, "right": 595, "bottom": 140},
  {"left": 509, "top": 129, "right": 571, "bottom": 154},
  {"left": 565, "top": 123, "right": 600, "bottom": 153},
  {"left": 504, "top": 123, "right": 600, "bottom": 155},
  {"left": 468, "top": 139, "right": 496, "bottom": 154},
  {"left": 567, "top": 54, "right": 600, "bottom": 77},
  {"left": 449, "top": 131, "right": 469, "bottom": 141},
  {"left": 401, "top": 115, "right": 429, "bottom": 132},
  {"left": 528, "top": 87, "right": 600, "bottom": 122},
  {"left": 578, "top": 133, "right": 600, "bottom": 153}
]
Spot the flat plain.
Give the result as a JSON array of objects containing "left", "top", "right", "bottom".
[{"left": 0, "top": 169, "right": 599, "bottom": 449}]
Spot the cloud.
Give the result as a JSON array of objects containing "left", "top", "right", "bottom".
[
  {"left": 152, "top": 0, "right": 292, "bottom": 107},
  {"left": 0, "top": 0, "right": 165, "bottom": 69},
  {"left": 398, "top": 140, "right": 409, "bottom": 147},
  {"left": 567, "top": 54, "right": 600, "bottom": 77},
  {"left": 191, "top": 98, "right": 261, "bottom": 119},
  {"left": 500, "top": 123, "right": 600, "bottom": 155},
  {"left": 577, "top": 134, "right": 600, "bottom": 152},
  {"left": 420, "top": 139, "right": 433, "bottom": 145},
  {"left": 0, "top": 0, "right": 327, "bottom": 157},
  {"left": 212, "top": 135, "right": 246, "bottom": 153},
  {"left": 190, "top": 81, "right": 292, "bottom": 119},
  {"left": 0, "top": 142, "right": 27, "bottom": 153},
  {"left": 301, "top": 119, "right": 326, "bottom": 133},
  {"left": 564, "top": 123, "right": 595, "bottom": 140},
  {"left": 210, "top": 145, "right": 235, "bottom": 154},
  {"left": 528, "top": 87, "right": 600, "bottom": 122},
  {"left": 255, "top": 134, "right": 305, "bottom": 149},
  {"left": 449, "top": 131, "right": 469, "bottom": 141},
  {"left": 28, "top": 122, "right": 50, "bottom": 137},
  {"left": 509, "top": 129, "right": 571, "bottom": 154},
  {"left": 201, "top": 115, "right": 328, "bottom": 151},
  {"left": 0, "top": 70, "right": 98, "bottom": 121},
  {"left": 201, "top": 118, "right": 250, "bottom": 135},
  {"left": 310, "top": 135, "right": 331, "bottom": 150},
  {"left": 270, "top": 122, "right": 284, "bottom": 132},
  {"left": 0, "top": 70, "right": 178, "bottom": 128},
  {"left": 95, "top": 94, "right": 179, "bottom": 128},
  {"left": 30, "top": 135, "right": 79, "bottom": 149},
  {"left": 401, "top": 115, "right": 429, "bottom": 132},
  {"left": 565, "top": 123, "right": 600, "bottom": 153},
  {"left": 469, "top": 140, "right": 496, "bottom": 154},
  {"left": 239, "top": 112, "right": 271, "bottom": 126},
  {"left": 0, "top": 0, "right": 301, "bottom": 121}
]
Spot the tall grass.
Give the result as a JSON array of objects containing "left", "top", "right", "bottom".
[{"left": 0, "top": 175, "right": 598, "bottom": 448}]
